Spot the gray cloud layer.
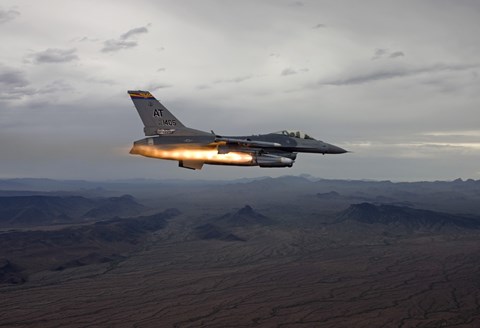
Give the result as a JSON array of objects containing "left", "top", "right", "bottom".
[
  {"left": 214, "top": 75, "right": 254, "bottom": 84},
  {"left": 102, "top": 26, "right": 149, "bottom": 53},
  {"left": 30, "top": 48, "right": 78, "bottom": 64},
  {"left": 1, "top": 1, "right": 479, "bottom": 181},
  {"left": 281, "top": 68, "right": 309, "bottom": 76},
  {"left": 0, "top": 64, "right": 34, "bottom": 99},
  {"left": 0, "top": 7, "right": 19, "bottom": 24},
  {"left": 0, "top": 64, "right": 27, "bottom": 87},
  {"left": 120, "top": 26, "right": 148, "bottom": 40},
  {"left": 372, "top": 49, "right": 405, "bottom": 60},
  {"left": 321, "top": 63, "right": 477, "bottom": 86}
]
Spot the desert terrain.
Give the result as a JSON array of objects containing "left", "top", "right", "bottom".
[{"left": 1, "top": 176, "right": 480, "bottom": 327}]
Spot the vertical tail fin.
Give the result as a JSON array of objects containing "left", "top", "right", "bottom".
[{"left": 128, "top": 90, "right": 185, "bottom": 136}]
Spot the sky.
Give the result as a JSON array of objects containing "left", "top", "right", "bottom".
[{"left": 0, "top": 0, "right": 479, "bottom": 181}]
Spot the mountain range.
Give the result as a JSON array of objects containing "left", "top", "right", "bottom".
[
  {"left": 338, "top": 202, "right": 480, "bottom": 232},
  {"left": 0, "top": 194, "right": 145, "bottom": 227}
]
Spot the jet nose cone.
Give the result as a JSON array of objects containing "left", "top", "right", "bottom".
[
  {"left": 331, "top": 145, "right": 348, "bottom": 154},
  {"left": 325, "top": 143, "right": 348, "bottom": 154}
]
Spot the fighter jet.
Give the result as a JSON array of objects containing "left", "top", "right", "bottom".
[{"left": 128, "top": 90, "right": 347, "bottom": 170}]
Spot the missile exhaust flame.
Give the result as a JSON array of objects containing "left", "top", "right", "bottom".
[{"left": 131, "top": 145, "right": 253, "bottom": 164}]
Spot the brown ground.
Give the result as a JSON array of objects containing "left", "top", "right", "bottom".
[{"left": 1, "top": 217, "right": 480, "bottom": 328}]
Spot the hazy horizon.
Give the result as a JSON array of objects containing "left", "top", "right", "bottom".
[{"left": 1, "top": 174, "right": 477, "bottom": 184}]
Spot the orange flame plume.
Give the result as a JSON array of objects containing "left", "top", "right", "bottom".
[{"left": 131, "top": 145, "right": 253, "bottom": 164}]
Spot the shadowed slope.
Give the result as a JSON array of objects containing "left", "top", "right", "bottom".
[{"left": 338, "top": 203, "right": 480, "bottom": 231}]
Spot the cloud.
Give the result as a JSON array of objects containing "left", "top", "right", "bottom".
[
  {"left": 389, "top": 51, "right": 405, "bottom": 59},
  {"left": 0, "top": 65, "right": 75, "bottom": 100},
  {"left": 146, "top": 83, "right": 173, "bottom": 91},
  {"left": 344, "top": 141, "right": 480, "bottom": 160},
  {"left": 196, "top": 84, "right": 210, "bottom": 90},
  {"left": 102, "top": 39, "right": 137, "bottom": 52},
  {"left": 120, "top": 26, "right": 148, "bottom": 40},
  {"left": 0, "top": 7, "right": 20, "bottom": 24},
  {"left": 281, "top": 68, "right": 297, "bottom": 76},
  {"left": 0, "top": 64, "right": 35, "bottom": 100},
  {"left": 422, "top": 130, "right": 480, "bottom": 137},
  {"left": 37, "top": 80, "right": 74, "bottom": 94},
  {"left": 326, "top": 69, "right": 407, "bottom": 85},
  {"left": 86, "top": 76, "right": 116, "bottom": 85},
  {"left": 0, "top": 2, "right": 479, "bottom": 181},
  {"left": 75, "top": 36, "right": 100, "bottom": 42},
  {"left": 30, "top": 48, "right": 78, "bottom": 64},
  {"left": 214, "top": 75, "right": 254, "bottom": 84},
  {"left": 371, "top": 48, "right": 388, "bottom": 60},
  {"left": 372, "top": 48, "right": 405, "bottom": 60},
  {"left": 281, "top": 67, "right": 309, "bottom": 76},
  {"left": 102, "top": 25, "right": 149, "bottom": 53},
  {"left": 0, "top": 64, "right": 28, "bottom": 87},
  {"left": 321, "top": 63, "right": 476, "bottom": 86}
]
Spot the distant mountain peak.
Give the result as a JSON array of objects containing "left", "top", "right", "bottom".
[
  {"left": 238, "top": 205, "right": 254, "bottom": 216},
  {"left": 214, "top": 205, "right": 274, "bottom": 227}
]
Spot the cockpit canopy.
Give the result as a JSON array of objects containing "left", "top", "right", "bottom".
[{"left": 273, "top": 130, "right": 316, "bottom": 140}]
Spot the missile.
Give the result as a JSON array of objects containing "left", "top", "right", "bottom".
[{"left": 255, "top": 154, "right": 294, "bottom": 167}]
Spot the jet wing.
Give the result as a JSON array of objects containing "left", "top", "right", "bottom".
[{"left": 215, "top": 137, "right": 281, "bottom": 148}]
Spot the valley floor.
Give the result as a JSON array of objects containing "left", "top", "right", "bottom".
[{"left": 1, "top": 223, "right": 480, "bottom": 328}]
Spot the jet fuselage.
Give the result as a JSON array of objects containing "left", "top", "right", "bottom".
[{"left": 128, "top": 90, "right": 347, "bottom": 170}]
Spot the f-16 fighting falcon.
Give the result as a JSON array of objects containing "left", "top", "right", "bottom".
[{"left": 128, "top": 90, "right": 347, "bottom": 170}]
